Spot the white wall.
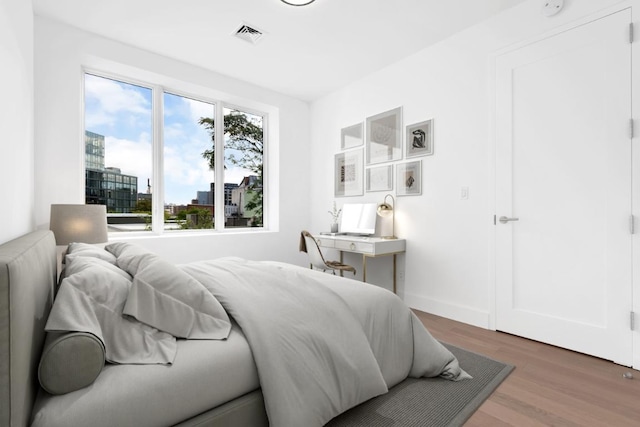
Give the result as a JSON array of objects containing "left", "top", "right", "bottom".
[
  {"left": 0, "top": 0, "right": 34, "bottom": 244},
  {"left": 34, "top": 16, "right": 311, "bottom": 265},
  {"left": 309, "top": 0, "right": 635, "bottom": 327}
]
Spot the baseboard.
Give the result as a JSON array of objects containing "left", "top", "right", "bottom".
[{"left": 403, "top": 291, "right": 491, "bottom": 329}]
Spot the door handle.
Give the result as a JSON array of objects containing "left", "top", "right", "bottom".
[{"left": 499, "top": 216, "right": 519, "bottom": 224}]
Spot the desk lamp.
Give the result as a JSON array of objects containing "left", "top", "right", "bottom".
[{"left": 377, "top": 194, "right": 396, "bottom": 239}]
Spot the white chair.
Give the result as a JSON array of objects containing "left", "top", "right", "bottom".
[{"left": 299, "top": 230, "right": 356, "bottom": 276}]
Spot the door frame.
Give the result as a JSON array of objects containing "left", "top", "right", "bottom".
[{"left": 488, "top": 2, "right": 640, "bottom": 369}]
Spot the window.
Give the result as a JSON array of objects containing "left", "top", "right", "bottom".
[
  {"left": 83, "top": 72, "right": 267, "bottom": 233},
  {"left": 223, "top": 107, "right": 264, "bottom": 228},
  {"left": 84, "top": 74, "right": 151, "bottom": 229},
  {"left": 163, "top": 92, "right": 215, "bottom": 230}
]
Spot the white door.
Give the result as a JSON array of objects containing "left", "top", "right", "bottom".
[{"left": 495, "top": 9, "right": 633, "bottom": 365}]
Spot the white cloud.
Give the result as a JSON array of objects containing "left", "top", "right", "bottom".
[
  {"left": 139, "top": 131, "right": 152, "bottom": 144},
  {"left": 104, "top": 136, "right": 152, "bottom": 187},
  {"left": 85, "top": 74, "right": 151, "bottom": 116},
  {"left": 85, "top": 110, "right": 114, "bottom": 129},
  {"left": 164, "top": 143, "right": 212, "bottom": 187},
  {"left": 164, "top": 122, "right": 185, "bottom": 140},
  {"left": 186, "top": 98, "right": 215, "bottom": 125},
  {"left": 84, "top": 75, "right": 152, "bottom": 133}
]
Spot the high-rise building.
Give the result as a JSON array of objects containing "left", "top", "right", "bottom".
[
  {"left": 85, "top": 131, "right": 138, "bottom": 213},
  {"left": 195, "top": 183, "right": 238, "bottom": 208}
]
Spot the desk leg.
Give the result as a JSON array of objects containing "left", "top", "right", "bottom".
[
  {"left": 393, "top": 254, "right": 397, "bottom": 294},
  {"left": 362, "top": 255, "right": 367, "bottom": 283},
  {"left": 339, "top": 251, "right": 344, "bottom": 277}
]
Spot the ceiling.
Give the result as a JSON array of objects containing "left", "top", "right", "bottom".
[{"left": 32, "top": 0, "right": 527, "bottom": 102}]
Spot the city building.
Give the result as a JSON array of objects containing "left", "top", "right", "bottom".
[
  {"left": 84, "top": 131, "right": 138, "bottom": 213},
  {"left": 231, "top": 175, "right": 261, "bottom": 224}
]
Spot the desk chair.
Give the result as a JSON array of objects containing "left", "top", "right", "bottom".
[{"left": 299, "top": 230, "right": 356, "bottom": 276}]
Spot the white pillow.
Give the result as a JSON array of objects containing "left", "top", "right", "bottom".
[
  {"left": 45, "top": 256, "right": 177, "bottom": 364},
  {"left": 65, "top": 242, "right": 116, "bottom": 264},
  {"left": 105, "top": 241, "right": 152, "bottom": 275}
]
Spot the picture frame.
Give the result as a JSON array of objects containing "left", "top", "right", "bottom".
[
  {"left": 406, "top": 119, "right": 434, "bottom": 158},
  {"left": 341, "top": 122, "right": 364, "bottom": 150},
  {"left": 334, "top": 148, "right": 364, "bottom": 197},
  {"left": 366, "top": 165, "right": 393, "bottom": 192},
  {"left": 396, "top": 160, "right": 422, "bottom": 196},
  {"left": 366, "top": 107, "right": 402, "bottom": 165}
]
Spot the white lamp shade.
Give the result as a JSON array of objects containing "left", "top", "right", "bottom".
[{"left": 49, "top": 204, "right": 108, "bottom": 245}]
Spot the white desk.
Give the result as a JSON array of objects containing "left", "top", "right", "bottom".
[{"left": 314, "top": 234, "right": 406, "bottom": 293}]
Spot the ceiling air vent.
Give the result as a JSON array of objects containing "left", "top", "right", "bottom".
[{"left": 234, "top": 23, "right": 264, "bottom": 45}]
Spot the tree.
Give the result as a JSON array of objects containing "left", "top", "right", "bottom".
[
  {"left": 180, "top": 207, "right": 213, "bottom": 230},
  {"left": 132, "top": 198, "right": 151, "bottom": 213},
  {"left": 199, "top": 111, "right": 263, "bottom": 225},
  {"left": 131, "top": 198, "right": 152, "bottom": 230}
]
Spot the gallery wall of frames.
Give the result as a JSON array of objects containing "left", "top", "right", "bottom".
[{"left": 334, "top": 107, "right": 433, "bottom": 198}]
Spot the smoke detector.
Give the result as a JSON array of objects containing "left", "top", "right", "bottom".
[{"left": 234, "top": 23, "right": 264, "bottom": 45}]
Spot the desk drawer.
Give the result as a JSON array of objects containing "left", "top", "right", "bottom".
[
  {"left": 315, "top": 238, "right": 335, "bottom": 249},
  {"left": 334, "top": 240, "right": 374, "bottom": 254}
]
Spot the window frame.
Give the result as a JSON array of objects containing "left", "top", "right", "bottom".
[
  {"left": 219, "top": 102, "right": 269, "bottom": 230},
  {"left": 82, "top": 69, "right": 269, "bottom": 236}
]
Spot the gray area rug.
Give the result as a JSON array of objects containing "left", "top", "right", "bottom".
[{"left": 326, "top": 343, "right": 513, "bottom": 427}]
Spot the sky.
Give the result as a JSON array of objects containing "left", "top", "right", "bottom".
[{"left": 84, "top": 74, "right": 256, "bottom": 206}]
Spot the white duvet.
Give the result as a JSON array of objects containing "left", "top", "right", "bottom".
[{"left": 181, "top": 257, "right": 470, "bottom": 427}]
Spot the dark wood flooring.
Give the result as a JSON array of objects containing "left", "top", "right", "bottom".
[{"left": 414, "top": 310, "right": 640, "bottom": 426}]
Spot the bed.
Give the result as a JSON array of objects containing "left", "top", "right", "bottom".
[{"left": 0, "top": 230, "right": 468, "bottom": 427}]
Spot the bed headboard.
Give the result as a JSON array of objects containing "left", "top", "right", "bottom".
[{"left": 0, "top": 231, "right": 56, "bottom": 427}]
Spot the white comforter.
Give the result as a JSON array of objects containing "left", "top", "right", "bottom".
[{"left": 181, "top": 258, "right": 469, "bottom": 427}]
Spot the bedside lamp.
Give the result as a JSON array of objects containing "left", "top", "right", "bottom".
[
  {"left": 377, "top": 194, "right": 396, "bottom": 239},
  {"left": 49, "top": 204, "right": 108, "bottom": 245}
]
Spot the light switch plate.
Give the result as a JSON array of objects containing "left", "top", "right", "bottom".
[{"left": 460, "top": 186, "right": 469, "bottom": 200}]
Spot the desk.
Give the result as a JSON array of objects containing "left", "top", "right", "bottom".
[{"left": 314, "top": 234, "right": 406, "bottom": 293}]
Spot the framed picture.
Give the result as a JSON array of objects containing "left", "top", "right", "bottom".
[
  {"left": 334, "top": 148, "right": 364, "bottom": 197},
  {"left": 406, "top": 119, "right": 434, "bottom": 158},
  {"left": 396, "top": 160, "right": 421, "bottom": 196},
  {"left": 341, "top": 122, "right": 363, "bottom": 150},
  {"left": 366, "top": 107, "right": 402, "bottom": 165},
  {"left": 366, "top": 165, "right": 393, "bottom": 192}
]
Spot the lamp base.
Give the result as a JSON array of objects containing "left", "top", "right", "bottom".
[{"left": 380, "top": 235, "right": 397, "bottom": 240}]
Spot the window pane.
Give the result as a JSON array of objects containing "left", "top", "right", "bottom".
[
  {"left": 84, "top": 74, "right": 152, "bottom": 232},
  {"left": 224, "top": 108, "right": 264, "bottom": 228},
  {"left": 163, "top": 92, "right": 215, "bottom": 230}
]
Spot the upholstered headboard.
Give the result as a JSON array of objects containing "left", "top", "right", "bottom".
[{"left": 0, "top": 231, "right": 56, "bottom": 427}]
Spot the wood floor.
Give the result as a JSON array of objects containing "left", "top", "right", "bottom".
[{"left": 414, "top": 310, "right": 640, "bottom": 427}]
